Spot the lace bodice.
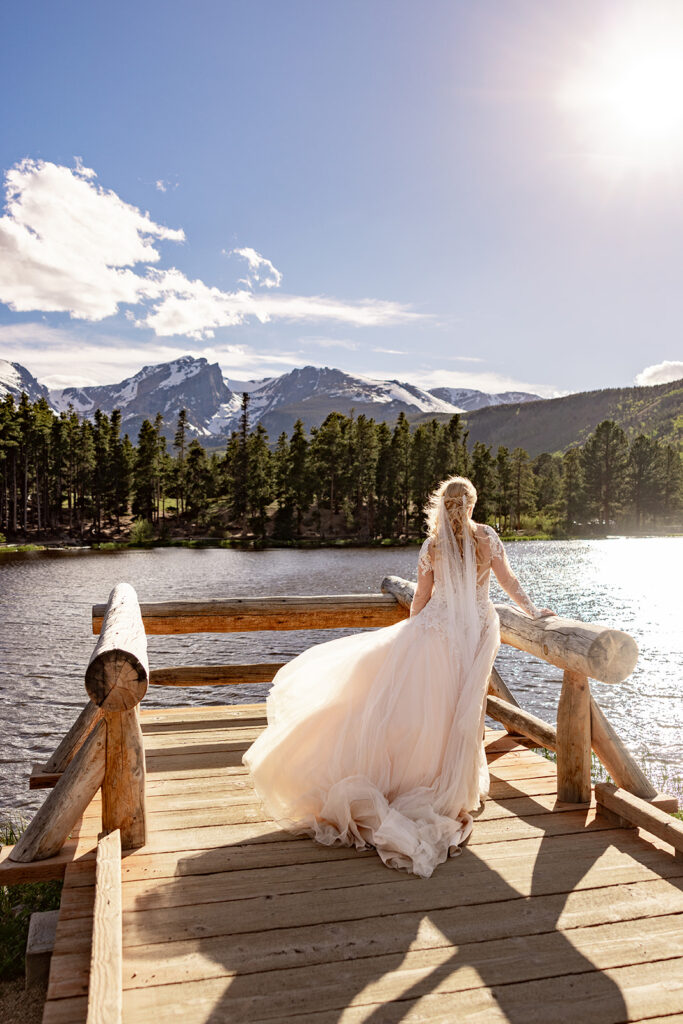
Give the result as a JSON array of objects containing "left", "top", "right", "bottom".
[{"left": 412, "top": 524, "right": 540, "bottom": 637}]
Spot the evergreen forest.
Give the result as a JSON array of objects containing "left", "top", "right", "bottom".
[{"left": 0, "top": 391, "right": 681, "bottom": 544}]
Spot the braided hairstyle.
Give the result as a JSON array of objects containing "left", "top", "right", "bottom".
[{"left": 424, "top": 476, "right": 482, "bottom": 561}]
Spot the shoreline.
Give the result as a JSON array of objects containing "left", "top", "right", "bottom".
[{"left": 1, "top": 531, "right": 681, "bottom": 556}]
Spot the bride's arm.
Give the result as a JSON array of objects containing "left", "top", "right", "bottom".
[
  {"left": 411, "top": 539, "right": 434, "bottom": 616},
  {"left": 486, "top": 527, "right": 554, "bottom": 619}
]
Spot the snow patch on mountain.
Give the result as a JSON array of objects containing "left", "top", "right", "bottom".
[{"left": 0, "top": 359, "right": 52, "bottom": 404}]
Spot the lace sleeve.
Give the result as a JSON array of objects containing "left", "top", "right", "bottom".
[
  {"left": 417, "top": 537, "right": 433, "bottom": 576},
  {"left": 485, "top": 526, "right": 541, "bottom": 619}
]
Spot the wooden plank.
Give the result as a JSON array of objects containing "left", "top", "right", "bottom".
[
  {"left": 118, "top": 917, "right": 683, "bottom": 1022},
  {"left": 0, "top": 838, "right": 86, "bottom": 885},
  {"left": 112, "top": 882, "right": 683, "bottom": 995},
  {"left": 149, "top": 663, "right": 285, "bottom": 687},
  {"left": 291, "top": 958, "right": 683, "bottom": 1023},
  {"left": 93, "top": 595, "right": 406, "bottom": 635},
  {"left": 43, "top": 996, "right": 88, "bottom": 1024},
  {"left": 87, "top": 830, "right": 122, "bottom": 1024},
  {"left": 596, "top": 783, "right": 683, "bottom": 854}
]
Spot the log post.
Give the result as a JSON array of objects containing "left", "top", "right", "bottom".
[
  {"left": 87, "top": 583, "right": 149, "bottom": 851},
  {"left": 556, "top": 669, "right": 592, "bottom": 804},
  {"left": 590, "top": 697, "right": 658, "bottom": 800}
]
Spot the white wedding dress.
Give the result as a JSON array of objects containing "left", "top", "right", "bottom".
[{"left": 242, "top": 518, "right": 542, "bottom": 878}]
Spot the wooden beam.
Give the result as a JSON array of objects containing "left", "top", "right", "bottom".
[
  {"left": 556, "top": 669, "right": 592, "bottom": 804},
  {"left": 487, "top": 667, "right": 521, "bottom": 709},
  {"left": 486, "top": 695, "right": 557, "bottom": 751},
  {"left": 0, "top": 840, "right": 85, "bottom": 885},
  {"left": 595, "top": 783, "right": 683, "bottom": 857},
  {"left": 590, "top": 698, "right": 658, "bottom": 800},
  {"left": 87, "top": 829, "right": 122, "bottom": 1024},
  {"left": 86, "top": 583, "right": 148, "bottom": 710},
  {"left": 382, "top": 574, "right": 639, "bottom": 683},
  {"left": 92, "top": 594, "right": 406, "bottom": 635},
  {"left": 43, "top": 701, "right": 103, "bottom": 773},
  {"left": 149, "top": 663, "right": 286, "bottom": 687},
  {"left": 102, "top": 709, "right": 146, "bottom": 851},
  {"left": 9, "top": 720, "right": 106, "bottom": 863},
  {"left": 496, "top": 605, "right": 638, "bottom": 684}
]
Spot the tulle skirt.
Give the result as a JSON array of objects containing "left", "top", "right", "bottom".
[{"left": 242, "top": 602, "right": 501, "bottom": 878}]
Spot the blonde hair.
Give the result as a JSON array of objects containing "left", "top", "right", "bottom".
[{"left": 424, "top": 476, "right": 479, "bottom": 555}]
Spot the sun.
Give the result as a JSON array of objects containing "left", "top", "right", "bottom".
[{"left": 558, "top": 7, "right": 683, "bottom": 174}]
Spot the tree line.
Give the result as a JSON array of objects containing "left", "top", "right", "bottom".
[{"left": 0, "top": 391, "right": 680, "bottom": 541}]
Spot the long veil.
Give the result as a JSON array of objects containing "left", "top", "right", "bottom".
[{"left": 427, "top": 494, "right": 500, "bottom": 817}]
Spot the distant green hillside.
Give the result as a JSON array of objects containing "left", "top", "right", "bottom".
[{"left": 413, "top": 378, "right": 682, "bottom": 456}]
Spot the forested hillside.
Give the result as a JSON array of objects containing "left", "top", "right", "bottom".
[{"left": 411, "top": 378, "right": 682, "bottom": 456}]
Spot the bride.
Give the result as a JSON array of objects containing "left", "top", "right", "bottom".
[{"left": 242, "top": 475, "right": 554, "bottom": 879}]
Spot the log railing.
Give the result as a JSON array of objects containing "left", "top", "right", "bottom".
[
  {"left": 7, "top": 571, "right": 678, "bottom": 876},
  {"left": 9, "top": 583, "right": 148, "bottom": 864}
]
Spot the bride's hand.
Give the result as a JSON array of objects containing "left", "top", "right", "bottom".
[{"left": 535, "top": 607, "right": 556, "bottom": 618}]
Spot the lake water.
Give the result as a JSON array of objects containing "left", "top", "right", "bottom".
[{"left": 1, "top": 538, "right": 681, "bottom": 819}]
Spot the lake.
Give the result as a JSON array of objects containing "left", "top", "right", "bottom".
[{"left": 1, "top": 538, "right": 681, "bottom": 819}]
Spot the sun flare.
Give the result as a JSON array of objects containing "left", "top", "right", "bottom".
[{"left": 559, "top": 7, "right": 683, "bottom": 174}]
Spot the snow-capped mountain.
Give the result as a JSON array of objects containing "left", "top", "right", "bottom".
[
  {"left": 428, "top": 386, "right": 540, "bottom": 411},
  {"left": 224, "top": 365, "right": 462, "bottom": 436},
  {"left": 50, "top": 356, "right": 237, "bottom": 438},
  {"left": 2, "top": 354, "right": 545, "bottom": 440},
  {"left": 0, "top": 359, "right": 52, "bottom": 404}
]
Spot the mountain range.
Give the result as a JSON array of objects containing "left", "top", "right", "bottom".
[
  {"left": 0, "top": 356, "right": 540, "bottom": 440},
  {"left": 1, "top": 355, "right": 679, "bottom": 456}
]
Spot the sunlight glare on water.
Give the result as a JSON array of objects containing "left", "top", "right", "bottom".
[{"left": 0, "top": 538, "right": 681, "bottom": 817}]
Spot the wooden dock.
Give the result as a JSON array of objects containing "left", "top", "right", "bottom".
[
  {"left": 2, "top": 580, "right": 683, "bottom": 1022},
  {"left": 36, "top": 703, "right": 683, "bottom": 1023}
]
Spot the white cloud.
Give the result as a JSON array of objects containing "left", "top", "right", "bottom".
[
  {"left": 155, "top": 179, "right": 167, "bottom": 192},
  {"left": 0, "top": 321, "right": 307, "bottom": 388},
  {"left": 0, "top": 159, "right": 185, "bottom": 320},
  {"left": 634, "top": 360, "right": 683, "bottom": 386},
  {"left": 306, "top": 337, "right": 359, "bottom": 351},
  {"left": 379, "top": 365, "right": 561, "bottom": 398},
  {"left": 0, "top": 159, "right": 423, "bottom": 339},
  {"left": 230, "top": 246, "right": 282, "bottom": 288},
  {"left": 372, "top": 347, "right": 405, "bottom": 356}
]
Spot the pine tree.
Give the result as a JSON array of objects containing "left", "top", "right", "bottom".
[
  {"left": 173, "top": 408, "right": 188, "bottom": 516},
  {"left": 661, "top": 444, "right": 682, "bottom": 516},
  {"left": 510, "top": 447, "right": 535, "bottom": 530},
  {"left": 495, "top": 446, "right": 513, "bottom": 531},
  {"left": 627, "top": 435, "right": 663, "bottom": 528},
  {"left": 289, "top": 419, "right": 311, "bottom": 536},
  {"left": 562, "top": 447, "right": 585, "bottom": 529},
  {"left": 582, "top": 420, "right": 628, "bottom": 526},
  {"left": 247, "top": 424, "right": 272, "bottom": 538},
  {"left": 391, "top": 412, "right": 411, "bottom": 534},
  {"left": 133, "top": 419, "right": 158, "bottom": 522},
  {"left": 470, "top": 442, "right": 495, "bottom": 521}
]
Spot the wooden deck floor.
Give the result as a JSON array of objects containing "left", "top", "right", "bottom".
[{"left": 42, "top": 704, "right": 683, "bottom": 1023}]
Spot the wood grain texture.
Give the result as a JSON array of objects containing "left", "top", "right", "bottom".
[
  {"left": 595, "top": 783, "right": 683, "bottom": 852},
  {"left": 149, "top": 662, "right": 285, "bottom": 687},
  {"left": 86, "top": 583, "right": 148, "bottom": 710},
  {"left": 93, "top": 594, "right": 407, "bottom": 635},
  {"left": 102, "top": 709, "right": 146, "bottom": 850},
  {"left": 44, "top": 701, "right": 103, "bottom": 773},
  {"left": 87, "top": 829, "right": 122, "bottom": 1024},
  {"left": 42, "top": 702, "right": 683, "bottom": 1023},
  {"left": 486, "top": 695, "right": 557, "bottom": 750},
  {"left": 9, "top": 721, "right": 105, "bottom": 862},
  {"left": 556, "top": 670, "right": 592, "bottom": 804}
]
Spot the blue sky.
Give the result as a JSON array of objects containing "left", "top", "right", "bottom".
[{"left": 1, "top": 0, "right": 682, "bottom": 395}]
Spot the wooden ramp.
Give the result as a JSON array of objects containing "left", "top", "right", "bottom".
[{"left": 43, "top": 704, "right": 683, "bottom": 1024}]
